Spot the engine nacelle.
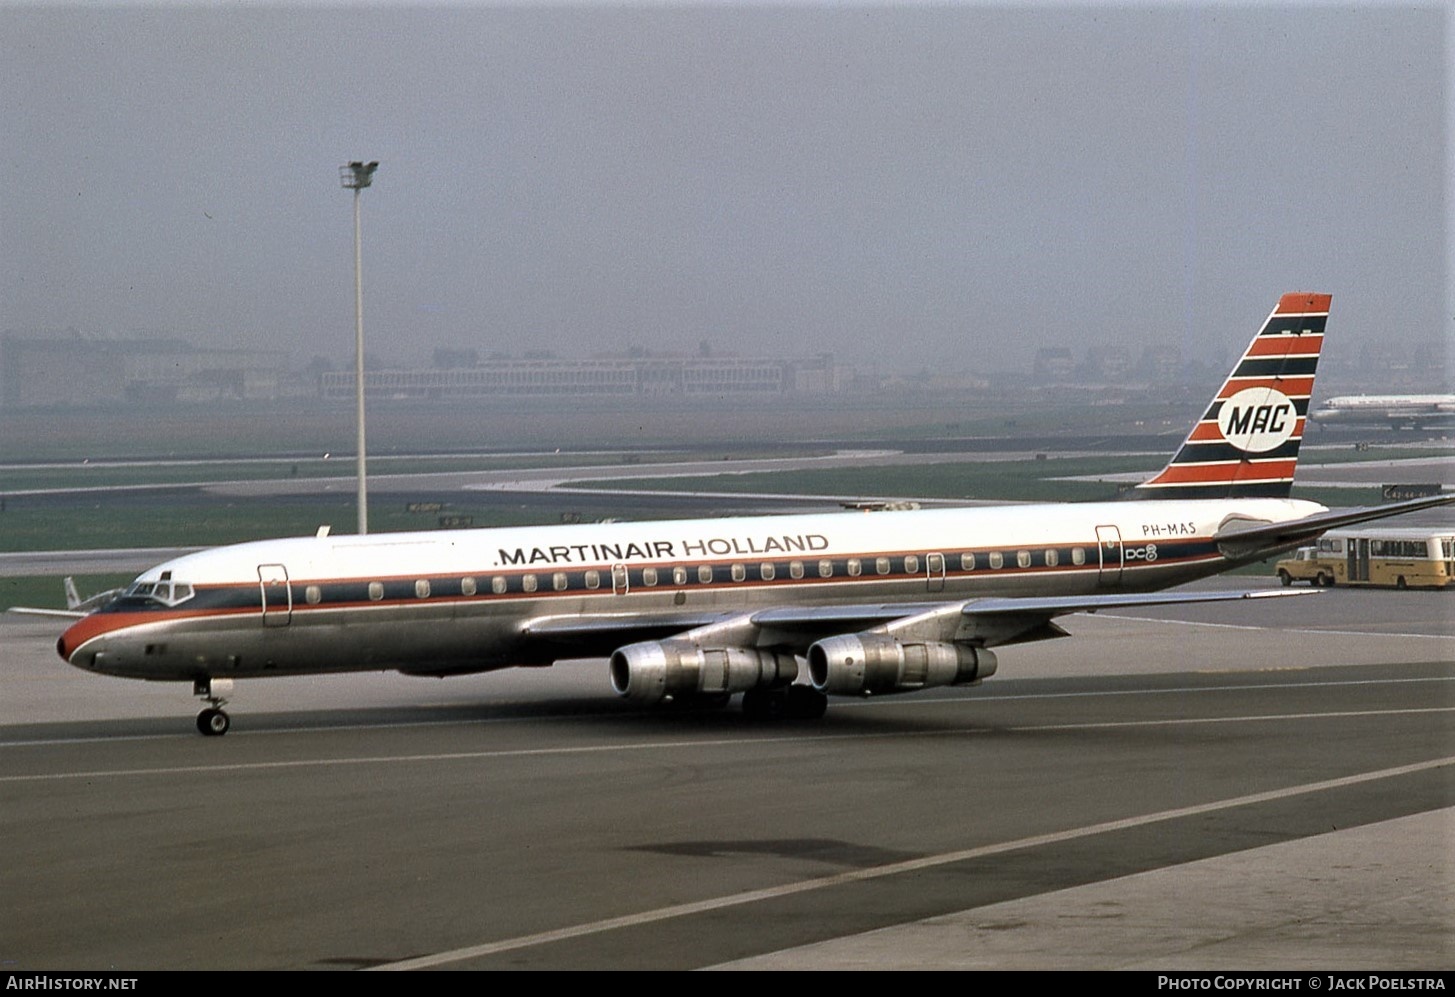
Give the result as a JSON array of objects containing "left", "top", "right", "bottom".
[
  {"left": 609, "top": 640, "right": 800, "bottom": 705},
  {"left": 807, "top": 634, "right": 997, "bottom": 696}
]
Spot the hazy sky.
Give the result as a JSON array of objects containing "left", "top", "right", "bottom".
[{"left": 2, "top": 2, "right": 1447, "bottom": 375}]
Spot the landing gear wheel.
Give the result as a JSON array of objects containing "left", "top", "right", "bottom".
[
  {"left": 741, "top": 687, "right": 786, "bottom": 721},
  {"left": 785, "top": 685, "right": 828, "bottom": 719},
  {"left": 197, "top": 708, "right": 231, "bottom": 737},
  {"left": 742, "top": 686, "right": 827, "bottom": 721}
]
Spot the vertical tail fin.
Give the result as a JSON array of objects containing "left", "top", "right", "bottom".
[{"left": 1128, "top": 292, "right": 1329, "bottom": 500}]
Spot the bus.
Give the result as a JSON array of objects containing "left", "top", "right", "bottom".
[{"left": 1275, "top": 528, "right": 1455, "bottom": 589}]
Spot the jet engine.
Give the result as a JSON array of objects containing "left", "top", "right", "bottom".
[
  {"left": 609, "top": 640, "right": 799, "bottom": 704},
  {"left": 807, "top": 634, "right": 996, "bottom": 696}
]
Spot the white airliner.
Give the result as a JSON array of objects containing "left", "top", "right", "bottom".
[
  {"left": 1309, "top": 394, "right": 1455, "bottom": 430},
  {"left": 51, "top": 293, "right": 1452, "bottom": 735}
]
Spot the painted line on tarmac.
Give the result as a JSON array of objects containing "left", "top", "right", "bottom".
[
  {"left": 3, "top": 706, "right": 1451, "bottom": 787},
  {"left": 368, "top": 753, "right": 1455, "bottom": 970},
  {"left": 2, "top": 672, "right": 1455, "bottom": 751},
  {"left": 2, "top": 673, "right": 1451, "bottom": 750}
]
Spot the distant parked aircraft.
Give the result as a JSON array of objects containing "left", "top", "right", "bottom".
[{"left": 1309, "top": 394, "right": 1455, "bottom": 430}]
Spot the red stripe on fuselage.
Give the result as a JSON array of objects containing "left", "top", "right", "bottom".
[{"left": 59, "top": 607, "right": 251, "bottom": 660}]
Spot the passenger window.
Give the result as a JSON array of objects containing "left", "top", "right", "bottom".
[
  {"left": 1017, "top": 550, "right": 1032, "bottom": 568},
  {"left": 1071, "top": 547, "right": 1086, "bottom": 566},
  {"left": 368, "top": 581, "right": 384, "bottom": 601},
  {"left": 818, "top": 559, "right": 834, "bottom": 578},
  {"left": 461, "top": 576, "right": 477, "bottom": 596},
  {"left": 1045, "top": 549, "right": 1059, "bottom": 567},
  {"left": 789, "top": 560, "right": 804, "bottom": 579},
  {"left": 847, "top": 558, "right": 861, "bottom": 577},
  {"left": 673, "top": 566, "right": 687, "bottom": 585},
  {"left": 642, "top": 567, "right": 658, "bottom": 587},
  {"left": 522, "top": 574, "right": 538, "bottom": 593},
  {"left": 989, "top": 552, "right": 1004, "bottom": 569},
  {"left": 760, "top": 562, "right": 775, "bottom": 581},
  {"left": 305, "top": 585, "right": 322, "bottom": 605},
  {"left": 876, "top": 556, "right": 891, "bottom": 575},
  {"left": 698, "top": 565, "right": 713, "bottom": 584},
  {"left": 960, "top": 552, "right": 976, "bottom": 571},
  {"left": 491, "top": 576, "right": 507, "bottom": 594},
  {"left": 552, "top": 572, "right": 568, "bottom": 591},
  {"left": 585, "top": 570, "right": 601, "bottom": 590},
  {"left": 731, "top": 564, "right": 746, "bottom": 582},
  {"left": 904, "top": 555, "right": 919, "bottom": 574}
]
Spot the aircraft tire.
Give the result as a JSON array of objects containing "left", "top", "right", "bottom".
[
  {"left": 786, "top": 686, "right": 828, "bottom": 720},
  {"left": 741, "top": 687, "right": 786, "bottom": 721},
  {"left": 197, "top": 708, "right": 230, "bottom": 737}
]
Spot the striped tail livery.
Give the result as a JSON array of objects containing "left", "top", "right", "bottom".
[{"left": 1131, "top": 291, "right": 1328, "bottom": 500}]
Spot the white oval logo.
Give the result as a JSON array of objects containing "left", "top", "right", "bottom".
[{"left": 1217, "top": 387, "right": 1297, "bottom": 453}]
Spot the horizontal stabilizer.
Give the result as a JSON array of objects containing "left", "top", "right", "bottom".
[{"left": 1213, "top": 493, "right": 1454, "bottom": 555}]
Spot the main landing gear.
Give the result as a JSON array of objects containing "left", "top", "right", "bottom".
[
  {"left": 193, "top": 677, "right": 234, "bottom": 736},
  {"left": 741, "top": 685, "right": 828, "bottom": 721}
]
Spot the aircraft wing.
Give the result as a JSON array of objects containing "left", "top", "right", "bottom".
[
  {"left": 1213, "top": 493, "right": 1453, "bottom": 557},
  {"left": 521, "top": 587, "right": 1316, "bottom": 657},
  {"left": 6, "top": 577, "right": 124, "bottom": 620}
]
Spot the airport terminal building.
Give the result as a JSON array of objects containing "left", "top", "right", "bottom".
[{"left": 319, "top": 353, "right": 846, "bottom": 401}]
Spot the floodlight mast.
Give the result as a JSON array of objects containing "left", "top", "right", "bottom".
[{"left": 339, "top": 161, "right": 378, "bottom": 535}]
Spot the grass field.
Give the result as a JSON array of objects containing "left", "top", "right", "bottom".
[{"left": 568, "top": 456, "right": 1389, "bottom": 509}]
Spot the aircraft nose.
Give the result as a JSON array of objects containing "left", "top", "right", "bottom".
[
  {"left": 57, "top": 613, "right": 119, "bottom": 667},
  {"left": 58, "top": 622, "right": 86, "bottom": 663}
]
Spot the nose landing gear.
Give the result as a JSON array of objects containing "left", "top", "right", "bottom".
[{"left": 193, "top": 677, "right": 234, "bottom": 736}]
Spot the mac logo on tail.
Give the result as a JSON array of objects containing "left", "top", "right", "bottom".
[{"left": 1218, "top": 387, "right": 1296, "bottom": 453}]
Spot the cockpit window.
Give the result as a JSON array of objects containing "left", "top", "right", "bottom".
[{"left": 126, "top": 581, "right": 195, "bottom": 606}]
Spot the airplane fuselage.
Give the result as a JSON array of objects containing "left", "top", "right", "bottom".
[{"left": 61, "top": 496, "right": 1323, "bottom": 683}]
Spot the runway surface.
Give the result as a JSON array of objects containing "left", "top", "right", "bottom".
[{"left": 2, "top": 584, "right": 1451, "bottom": 970}]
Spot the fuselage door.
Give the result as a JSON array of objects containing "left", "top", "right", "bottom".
[
  {"left": 1095, "top": 525, "right": 1123, "bottom": 586},
  {"left": 258, "top": 563, "right": 292, "bottom": 626},
  {"left": 925, "top": 551, "right": 946, "bottom": 593},
  {"left": 611, "top": 563, "right": 630, "bottom": 596}
]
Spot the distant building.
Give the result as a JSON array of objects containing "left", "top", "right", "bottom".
[
  {"left": 1139, "top": 343, "right": 1184, "bottom": 384},
  {"left": 320, "top": 352, "right": 847, "bottom": 401},
  {"left": 1, "top": 331, "right": 290, "bottom": 409},
  {"left": 1082, "top": 345, "right": 1132, "bottom": 384},
  {"left": 1033, "top": 347, "right": 1075, "bottom": 383}
]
